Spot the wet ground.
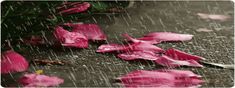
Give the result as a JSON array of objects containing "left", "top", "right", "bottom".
[{"left": 1, "top": 1, "right": 234, "bottom": 87}]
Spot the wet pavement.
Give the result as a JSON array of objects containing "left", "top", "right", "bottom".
[{"left": 1, "top": 1, "right": 234, "bottom": 87}]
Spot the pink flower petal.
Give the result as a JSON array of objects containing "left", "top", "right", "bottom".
[
  {"left": 197, "top": 13, "right": 231, "bottom": 21},
  {"left": 96, "top": 42, "right": 164, "bottom": 53},
  {"left": 165, "top": 48, "right": 205, "bottom": 61},
  {"left": 117, "top": 51, "right": 160, "bottom": 60},
  {"left": 155, "top": 55, "right": 203, "bottom": 67},
  {"left": 1, "top": 50, "right": 29, "bottom": 74},
  {"left": 117, "top": 48, "right": 203, "bottom": 67},
  {"left": 122, "top": 33, "right": 160, "bottom": 44},
  {"left": 53, "top": 26, "right": 88, "bottom": 48},
  {"left": 96, "top": 43, "right": 128, "bottom": 53},
  {"left": 130, "top": 42, "right": 164, "bottom": 53},
  {"left": 64, "top": 23, "right": 107, "bottom": 40},
  {"left": 58, "top": 2, "right": 91, "bottom": 15},
  {"left": 18, "top": 73, "right": 64, "bottom": 87},
  {"left": 141, "top": 32, "right": 194, "bottom": 42},
  {"left": 118, "top": 70, "right": 203, "bottom": 88}
]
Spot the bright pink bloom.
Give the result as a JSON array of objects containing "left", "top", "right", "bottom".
[
  {"left": 1, "top": 50, "right": 29, "bottom": 74},
  {"left": 64, "top": 23, "right": 107, "bottom": 40},
  {"left": 136, "top": 32, "right": 193, "bottom": 43},
  {"left": 96, "top": 42, "right": 164, "bottom": 53},
  {"left": 18, "top": 73, "right": 64, "bottom": 87},
  {"left": 57, "top": 2, "right": 91, "bottom": 15},
  {"left": 117, "top": 70, "right": 203, "bottom": 88},
  {"left": 53, "top": 26, "right": 88, "bottom": 48}
]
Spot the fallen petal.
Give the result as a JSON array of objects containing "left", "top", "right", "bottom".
[
  {"left": 117, "top": 51, "right": 160, "bottom": 60},
  {"left": 142, "top": 32, "right": 193, "bottom": 42},
  {"left": 96, "top": 42, "right": 164, "bottom": 53},
  {"left": 165, "top": 48, "right": 205, "bottom": 61},
  {"left": 196, "top": 28, "right": 213, "bottom": 32},
  {"left": 197, "top": 13, "right": 231, "bottom": 21},
  {"left": 96, "top": 44, "right": 128, "bottom": 53},
  {"left": 118, "top": 70, "right": 203, "bottom": 88},
  {"left": 18, "top": 73, "right": 64, "bottom": 87},
  {"left": 122, "top": 33, "right": 160, "bottom": 44},
  {"left": 1, "top": 50, "right": 29, "bottom": 74},
  {"left": 64, "top": 23, "right": 107, "bottom": 40},
  {"left": 58, "top": 2, "right": 91, "bottom": 15},
  {"left": 155, "top": 55, "right": 203, "bottom": 67},
  {"left": 53, "top": 26, "right": 88, "bottom": 48},
  {"left": 130, "top": 42, "right": 164, "bottom": 53}
]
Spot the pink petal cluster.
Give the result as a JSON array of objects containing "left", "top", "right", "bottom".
[
  {"left": 118, "top": 69, "right": 203, "bottom": 88},
  {"left": 197, "top": 13, "right": 231, "bottom": 21},
  {"left": 1, "top": 50, "right": 29, "bottom": 74},
  {"left": 97, "top": 32, "right": 204, "bottom": 67},
  {"left": 57, "top": 2, "right": 91, "bottom": 15},
  {"left": 18, "top": 73, "right": 64, "bottom": 87},
  {"left": 64, "top": 23, "right": 107, "bottom": 40},
  {"left": 54, "top": 26, "right": 88, "bottom": 48}
]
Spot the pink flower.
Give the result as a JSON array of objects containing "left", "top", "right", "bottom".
[
  {"left": 96, "top": 42, "right": 164, "bottom": 53},
  {"left": 57, "top": 2, "right": 91, "bottom": 15},
  {"left": 124, "top": 32, "right": 193, "bottom": 44},
  {"left": 117, "top": 70, "right": 203, "bottom": 88},
  {"left": 64, "top": 23, "right": 107, "bottom": 41},
  {"left": 53, "top": 26, "right": 88, "bottom": 48},
  {"left": 18, "top": 73, "right": 64, "bottom": 87},
  {"left": 1, "top": 50, "right": 29, "bottom": 74}
]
